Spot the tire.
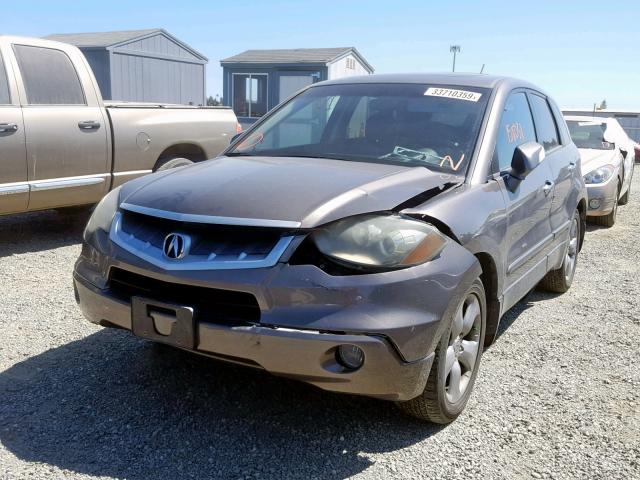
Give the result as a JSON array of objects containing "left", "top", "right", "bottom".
[
  {"left": 397, "top": 278, "right": 486, "bottom": 423},
  {"left": 540, "top": 209, "right": 580, "bottom": 293},
  {"left": 590, "top": 182, "right": 619, "bottom": 228},
  {"left": 618, "top": 164, "right": 632, "bottom": 205},
  {"left": 155, "top": 157, "right": 194, "bottom": 171}
]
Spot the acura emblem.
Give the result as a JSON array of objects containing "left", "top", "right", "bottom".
[{"left": 163, "top": 233, "right": 190, "bottom": 259}]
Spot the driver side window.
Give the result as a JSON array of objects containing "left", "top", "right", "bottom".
[{"left": 494, "top": 92, "right": 537, "bottom": 173}]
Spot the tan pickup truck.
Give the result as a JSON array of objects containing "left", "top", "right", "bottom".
[{"left": 0, "top": 35, "right": 239, "bottom": 215}]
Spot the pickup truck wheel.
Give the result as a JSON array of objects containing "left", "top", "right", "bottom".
[
  {"left": 540, "top": 209, "right": 580, "bottom": 293},
  {"left": 155, "top": 157, "right": 194, "bottom": 171},
  {"left": 397, "top": 278, "right": 486, "bottom": 423}
]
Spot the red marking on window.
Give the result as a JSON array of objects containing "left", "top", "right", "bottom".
[{"left": 506, "top": 122, "right": 525, "bottom": 143}]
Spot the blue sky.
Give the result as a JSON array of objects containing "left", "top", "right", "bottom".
[{"left": 3, "top": 0, "right": 639, "bottom": 109}]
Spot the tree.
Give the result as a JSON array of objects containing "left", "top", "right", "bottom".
[
  {"left": 598, "top": 99, "right": 607, "bottom": 110},
  {"left": 206, "top": 95, "right": 223, "bottom": 106}
]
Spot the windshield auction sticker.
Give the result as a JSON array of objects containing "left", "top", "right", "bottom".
[{"left": 424, "top": 88, "right": 482, "bottom": 102}]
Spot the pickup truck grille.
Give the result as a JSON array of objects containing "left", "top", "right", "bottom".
[
  {"left": 108, "top": 268, "right": 260, "bottom": 326},
  {"left": 110, "top": 208, "right": 295, "bottom": 271}
]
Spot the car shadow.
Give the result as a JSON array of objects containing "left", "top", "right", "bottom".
[
  {"left": 494, "top": 289, "right": 559, "bottom": 342},
  {"left": 0, "top": 329, "right": 442, "bottom": 479},
  {"left": 585, "top": 223, "right": 607, "bottom": 233},
  {"left": 0, "top": 208, "right": 90, "bottom": 257}
]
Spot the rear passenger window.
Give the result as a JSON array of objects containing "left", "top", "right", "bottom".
[
  {"left": 0, "top": 54, "right": 10, "bottom": 104},
  {"left": 13, "top": 45, "right": 85, "bottom": 105},
  {"left": 494, "top": 92, "right": 537, "bottom": 172},
  {"left": 528, "top": 94, "right": 560, "bottom": 152}
]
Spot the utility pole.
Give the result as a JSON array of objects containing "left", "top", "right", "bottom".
[{"left": 450, "top": 45, "right": 461, "bottom": 72}]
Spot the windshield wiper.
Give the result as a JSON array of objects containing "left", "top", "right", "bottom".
[{"left": 225, "top": 152, "right": 257, "bottom": 157}]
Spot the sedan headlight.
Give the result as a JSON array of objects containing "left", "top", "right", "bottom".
[
  {"left": 83, "top": 186, "right": 122, "bottom": 241},
  {"left": 584, "top": 165, "right": 614, "bottom": 184},
  {"left": 313, "top": 214, "right": 447, "bottom": 269}
]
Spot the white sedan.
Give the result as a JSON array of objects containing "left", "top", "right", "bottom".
[{"left": 565, "top": 116, "right": 635, "bottom": 227}]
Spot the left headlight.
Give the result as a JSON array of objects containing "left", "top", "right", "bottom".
[
  {"left": 83, "top": 186, "right": 122, "bottom": 241},
  {"left": 313, "top": 214, "right": 447, "bottom": 270},
  {"left": 584, "top": 165, "right": 614, "bottom": 184}
]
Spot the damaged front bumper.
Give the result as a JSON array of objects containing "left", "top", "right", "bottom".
[{"left": 74, "top": 231, "right": 480, "bottom": 401}]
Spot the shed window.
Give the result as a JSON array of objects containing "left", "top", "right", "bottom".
[
  {"left": 233, "top": 74, "right": 267, "bottom": 118},
  {"left": 13, "top": 45, "right": 85, "bottom": 105},
  {"left": 0, "top": 53, "right": 10, "bottom": 104}
]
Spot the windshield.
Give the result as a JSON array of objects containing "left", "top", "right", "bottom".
[
  {"left": 227, "top": 83, "right": 491, "bottom": 173},
  {"left": 567, "top": 120, "right": 614, "bottom": 150}
]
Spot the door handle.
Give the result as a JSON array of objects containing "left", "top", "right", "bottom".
[
  {"left": 78, "top": 120, "right": 100, "bottom": 130},
  {"left": 0, "top": 123, "right": 18, "bottom": 133},
  {"left": 542, "top": 181, "right": 554, "bottom": 196},
  {"left": 568, "top": 161, "right": 577, "bottom": 170}
]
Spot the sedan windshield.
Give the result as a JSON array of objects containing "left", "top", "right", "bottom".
[
  {"left": 567, "top": 120, "right": 615, "bottom": 150},
  {"left": 227, "top": 83, "right": 491, "bottom": 173}
]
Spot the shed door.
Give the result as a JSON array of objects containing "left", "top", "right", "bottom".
[{"left": 278, "top": 72, "right": 319, "bottom": 103}]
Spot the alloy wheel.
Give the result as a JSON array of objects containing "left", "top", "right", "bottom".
[
  {"left": 445, "top": 293, "right": 482, "bottom": 404},
  {"left": 564, "top": 216, "right": 579, "bottom": 282}
]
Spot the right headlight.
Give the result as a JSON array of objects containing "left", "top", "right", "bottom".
[
  {"left": 313, "top": 214, "right": 447, "bottom": 270},
  {"left": 584, "top": 165, "right": 614, "bottom": 184},
  {"left": 83, "top": 186, "right": 122, "bottom": 241}
]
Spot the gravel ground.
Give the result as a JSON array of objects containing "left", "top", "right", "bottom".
[{"left": 1, "top": 175, "right": 639, "bottom": 480}]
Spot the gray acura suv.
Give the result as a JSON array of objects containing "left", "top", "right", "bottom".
[{"left": 74, "top": 74, "right": 587, "bottom": 423}]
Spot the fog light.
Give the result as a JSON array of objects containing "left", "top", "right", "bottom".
[
  {"left": 336, "top": 345, "right": 365, "bottom": 370},
  {"left": 589, "top": 198, "right": 601, "bottom": 209}
]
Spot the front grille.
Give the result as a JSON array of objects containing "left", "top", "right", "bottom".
[
  {"left": 109, "top": 268, "right": 260, "bottom": 326},
  {"left": 120, "top": 210, "right": 284, "bottom": 262}
]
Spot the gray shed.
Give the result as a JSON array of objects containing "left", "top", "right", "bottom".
[
  {"left": 45, "top": 29, "right": 207, "bottom": 105},
  {"left": 221, "top": 47, "right": 373, "bottom": 124}
]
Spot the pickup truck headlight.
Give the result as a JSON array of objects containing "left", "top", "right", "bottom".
[
  {"left": 83, "top": 186, "right": 122, "bottom": 241},
  {"left": 584, "top": 165, "right": 614, "bottom": 184},
  {"left": 313, "top": 214, "right": 447, "bottom": 269}
]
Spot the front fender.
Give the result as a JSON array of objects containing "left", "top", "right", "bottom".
[{"left": 263, "top": 237, "right": 481, "bottom": 362}]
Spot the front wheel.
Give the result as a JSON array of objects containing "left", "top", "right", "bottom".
[
  {"left": 397, "top": 278, "right": 486, "bottom": 423},
  {"left": 540, "top": 209, "right": 580, "bottom": 293},
  {"left": 618, "top": 164, "right": 633, "bottom": 205}
]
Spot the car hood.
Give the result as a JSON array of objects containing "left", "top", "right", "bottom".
[
  {"left": 119, "top": 156, "right": 460, "bottom": 228},
  {"left": 578, "top": 148, "right": 618, "bottom": 173}
]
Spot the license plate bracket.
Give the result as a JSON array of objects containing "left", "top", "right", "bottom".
[{"left": 131, "top": 296, "right": 195, "bottom": 349}]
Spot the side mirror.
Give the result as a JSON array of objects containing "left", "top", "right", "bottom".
[
  {"left": 230, "top": 132, "right": 244, "bottom": 143},
  {"left": 620, "top": 147, "right": 628, "bottom": 159},
  {"left": 505, "top": 141, "right": 545, "bottom": 192}
]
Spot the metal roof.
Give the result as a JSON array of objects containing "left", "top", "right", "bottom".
[
  {"left": 44, "top": 28, "right": 207, "bottom": 61},
  {"left": 220, "top": 47, "right": 373, "bottom": 71},
  {"left": 45, "top": 29, "right": 161, "bottom": 48},
  {"left": 563, "top": 108, "right": 640, "bottom": 115}
]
